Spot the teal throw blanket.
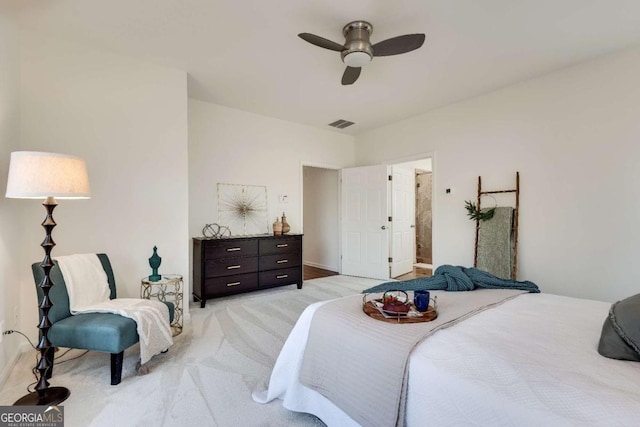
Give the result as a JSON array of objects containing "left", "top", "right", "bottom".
[{"left": 362, "top": 265, "right": 539, "bottom": 294}]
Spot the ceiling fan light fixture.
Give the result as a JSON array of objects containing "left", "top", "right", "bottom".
[
  {"left": 299, "top": 19, "right": 425, "bottom": 85},
  {"left": 342, "top": 51, "right": 372, "bottom": 67}
]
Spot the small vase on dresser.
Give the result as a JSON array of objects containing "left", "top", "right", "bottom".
[
  {"left": 273, "top": 217, "right": 283, "bottom": 236},
  {"left": 281, "top": 212, "right": 290, "bottom": 234}
]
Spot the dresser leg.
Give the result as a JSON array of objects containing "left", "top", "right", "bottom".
[
  {"left": 192, "top": 293, "right": 206, "bottom": 308},
  {"left": 297, "top": 282, "right": 303, "bottom": 289}
]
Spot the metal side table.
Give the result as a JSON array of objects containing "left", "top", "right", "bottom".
[{"left": 141, "top": 274, "right": 183, "bottom": 336}]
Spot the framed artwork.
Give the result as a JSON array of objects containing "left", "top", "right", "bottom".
[{"left": 217, "top": 183, "right": 269, "bottom": 235}]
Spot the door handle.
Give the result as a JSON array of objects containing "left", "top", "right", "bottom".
[
  {"left": 410, "top": 225, "right": 415, "bottom": 228},
  {"left": 381, "top": 226, "right": 387, "bottom": 230}
]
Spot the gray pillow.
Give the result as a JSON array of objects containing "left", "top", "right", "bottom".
[{"left": 598, "top": 293, "right": 640, "bottom": 362}]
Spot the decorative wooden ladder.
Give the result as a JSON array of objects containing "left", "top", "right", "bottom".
[{"left": 473, "top": 172, "right": 520, "bottom": 279}]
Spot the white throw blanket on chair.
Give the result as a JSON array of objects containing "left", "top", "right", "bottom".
[{"left": 56, "top": 253, "right": 173, "bottom": 364}]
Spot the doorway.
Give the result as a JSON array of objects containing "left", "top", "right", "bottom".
[
  {"left": 415, "top": 169, "right": 432, "bottom": 266},
  {"left": 390, "top": 158, "right": 432, "bottom": 280},
  {"left": 309, "top": 157, "right": 433, "bottom": 282},
  {"left": 302, "top": 165, "right": 340, "bottom": 280},
  {"left": 337, "top": 158, "right": 433, "bottom": 281}
]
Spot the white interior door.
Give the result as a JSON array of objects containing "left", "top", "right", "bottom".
[
  {"left": 340, "top": 164, "right": 389, "bottom": 280},
  {"left": 390, "top": 166, "right": 416, "bottom": 278}
]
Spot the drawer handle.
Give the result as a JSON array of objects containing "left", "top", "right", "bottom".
[
  {"left": 276, "top": 274, "right": 289, "bottom": 279},
  {"left": 276, "top": 244, "right": 288, "bottom": 248},
  {"left": 226, "top": 281, "right": 241, "bottom": 287},
  {"left": 226, "top": 247, "right": 241, "bottom": 252},
  {"left": 276, "top": 259, "right": 289, "bottom": 264},
  {"left": 227, "top": 265, "right": 241, "bottom": 270}
]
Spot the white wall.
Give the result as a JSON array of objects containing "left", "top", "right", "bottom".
[
  {"left": 303, "top": 166, "right": 340, "bottom": 271},
  {"left": 188, "top": 99, "right": 355, "bottom": 261},
  {"left": 16, "top": 30, "right": 189, "bottom": 338},
  {"left": 356, "top": 46, "right": 640, "bottom": 303},
  {"left": 0, "top": 14, "right": 24, "bottom": 382}
]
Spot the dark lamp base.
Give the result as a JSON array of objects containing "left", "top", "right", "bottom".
[{"left": 13, "top": 386, "right": 70, "bottom": 406}]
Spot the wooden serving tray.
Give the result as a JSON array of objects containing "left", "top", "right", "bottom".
[{"left": 363, "top": 301, "right": 438, "bottom": 324}]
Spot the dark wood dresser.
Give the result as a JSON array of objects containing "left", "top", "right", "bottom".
[{"left": 192, "top": 234, "right": 303, "bottom": 307}]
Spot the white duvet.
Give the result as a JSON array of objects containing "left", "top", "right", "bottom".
[{"left": 253, "top": 293, "right": 640, "bottom": 426}]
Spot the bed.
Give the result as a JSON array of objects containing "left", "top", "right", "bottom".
[{"left": 253, "top": 289, "right": 640, "bottom": 426}]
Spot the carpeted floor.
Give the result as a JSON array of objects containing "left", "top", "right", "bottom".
[{"left": 0, "top": 275, "right": 383, "bottom": 426}]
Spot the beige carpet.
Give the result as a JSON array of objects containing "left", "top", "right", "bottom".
[{"left": 0, "top": 275, "right": 383, "bottom": 426}]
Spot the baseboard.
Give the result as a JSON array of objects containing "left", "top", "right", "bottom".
[
  {"left": 303, "top": 261, "right": 338, "bottom": 272},
  {"left": 0, "top": 342, "right": 31, "bottom": 390}
]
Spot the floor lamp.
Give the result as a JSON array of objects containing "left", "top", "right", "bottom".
[{"left": 5, "top": 151, "right": 91, "bottom": 406}]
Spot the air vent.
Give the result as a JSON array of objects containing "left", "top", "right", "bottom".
[{"left": 328, "top": 119, "right": 355, "bottom": 129}]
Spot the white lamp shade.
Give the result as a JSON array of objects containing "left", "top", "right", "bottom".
[{"left": 5, "top": 151, "right": 91, "bottom": 199}]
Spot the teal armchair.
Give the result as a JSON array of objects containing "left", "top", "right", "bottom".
[{"left": 32, "top": 253, "right": 174, "bottom": 385}]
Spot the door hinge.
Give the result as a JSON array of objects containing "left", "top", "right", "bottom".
[
  {"left": 416, "top": 183, "right": 421, "bottom": 188},
  {"left": 388, "top": 257, "right": 393, "bottom": 262},
  {"left": 388, "top": 175, "right": 392, "bottom": 181},
  {"left": 388, "top": 216, "right": 392, "bottom": 222}
]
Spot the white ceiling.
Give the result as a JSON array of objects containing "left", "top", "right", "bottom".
[{"left": 4, "top": 0, "right": 640, "bottom": 135}]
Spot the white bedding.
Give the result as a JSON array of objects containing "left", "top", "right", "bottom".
[{"left": 253, "top": 292, "right": 640, "bottom": 426}]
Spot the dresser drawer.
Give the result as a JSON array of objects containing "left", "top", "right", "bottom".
[
  {"left": 259, "top": 253, "right": 301, "bottom": 271},
  {"left": 204, "top": 257, "right": 259, "bottom": 278},
  {"left": 259, "top": 267, "right": 302, "bottom": 288},
  {"left": 204, "top": 239, "right": 258, "bottom": 260},
  {"left": 205, "top": 273, "right": 258, "bottom": 296},
  {"left": 259, "top": 237, "right": 301, "bottom": 255}
]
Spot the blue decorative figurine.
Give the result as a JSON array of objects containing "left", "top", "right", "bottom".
[{"left": 148, "top": 246, "right": 162, "bottom": 281}]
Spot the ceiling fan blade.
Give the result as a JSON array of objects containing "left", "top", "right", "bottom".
[
  {"left": 372, "top": 34, "right": 425, "bottom": 57},
  {"left": 298, "top": 33, "right": 344, "bottom": 52},
  {"left": 341, "top": 66, "right": 361, "bottom": 85}
]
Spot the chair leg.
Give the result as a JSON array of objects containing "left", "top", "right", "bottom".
[{"left": 111, "top": 351, "right": 124, "bottom": 385}]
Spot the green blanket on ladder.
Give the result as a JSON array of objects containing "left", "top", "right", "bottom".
[{"left": 477, "top": 206, "right": 514, "bottom": 279}]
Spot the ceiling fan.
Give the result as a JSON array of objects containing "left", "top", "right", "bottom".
[{"left": 298, "top": 21, "right": 425, "bottom": 85}]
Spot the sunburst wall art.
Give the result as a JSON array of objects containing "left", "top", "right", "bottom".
[{"left": 217, "top": 183, "right": 269, "bottom": 236}]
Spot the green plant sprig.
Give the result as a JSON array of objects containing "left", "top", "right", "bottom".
[{"left": 464, "top": 200, "right": 496, "bottom": 221}]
